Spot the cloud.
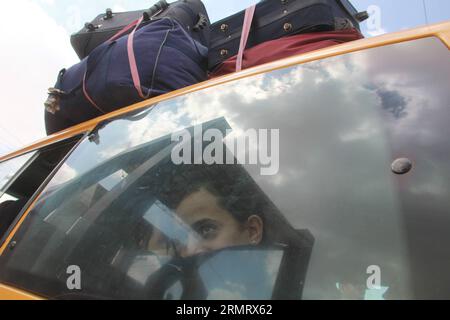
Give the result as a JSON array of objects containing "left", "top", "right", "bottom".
[
  {"left": 0, "top": 151, "right": 36, "bottom": 188},
  {"left": 40, "top": 0, "right": 55, "bottom": 5},
  {"left": 376, "top": 88, "right": 408, "bottom": 119},
  {"left": 149, "top": 37, "right": 450, "bottom": 299},
  {"left": 208, "top": 282, "right": 247, "bottom": 300},
  {"left": 0, "top": 0, "right": 78, "bottom": 157},
  {"left": 49, "top": 163, "right": 78, "bottom": 187},
  {"left": 366, "top": 27, "right": 387, "bottom": 37},
  {"left": 111, "top": 5, "right": 127, "bottom": 13},
  {"left": 202, "top": 0, "right": 257, "bottom": 22}
]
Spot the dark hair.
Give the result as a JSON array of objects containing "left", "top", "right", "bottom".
[
  {"left": 154, "top": 162, "right": 299, "bottom": 245},
  {"left": 125, "top": 162, "right": 273, "bottom": 249},
  {"left": 160, "top": 164, "right": 268, "bottom": 223},
  {"left": 131, "top": 160, "right": 298, "bottom": 246}
]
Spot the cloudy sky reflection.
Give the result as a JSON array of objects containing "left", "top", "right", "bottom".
[{"left": 24, "top": 36, "right": 450, "bottom": 299}]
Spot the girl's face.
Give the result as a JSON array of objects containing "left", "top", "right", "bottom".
[{"left": 175, "top": 188, "right": 263, "bottom": 257}]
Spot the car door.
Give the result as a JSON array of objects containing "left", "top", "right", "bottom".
[
  {"left": 0, "top": 134, "right": 85, "bottom": 251},
  {"left": 0, "top": 35, "right": 449, "bottom": 300}
]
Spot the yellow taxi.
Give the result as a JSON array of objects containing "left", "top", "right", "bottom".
[{"left": 0, "top": 21, "right": 449, "bottom": 300}]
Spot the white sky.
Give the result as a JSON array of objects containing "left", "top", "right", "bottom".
[{"left": 0, "top": 0, "right": 78, "bottom": 156}]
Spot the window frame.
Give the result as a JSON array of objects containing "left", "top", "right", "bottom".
[
  {"left": 0, "top": 152, "right": 39, "bottom": 199},
  {"left": 0, "top": 28, "right": 448, "bottom": 299},
  {"left": 0, "top": 132, "right": 90, "bottom": 251}
]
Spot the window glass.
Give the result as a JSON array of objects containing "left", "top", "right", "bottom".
[
  {"left": 1, "top": 37, "right": 449, "bottom": 300},
  {"left": 0, "top": 136, "right": 83, "bottom": 244},
  {"left": 0, "top": 153, "right": 38, "bottom": 240},
  {"left": 0, "top": 153, "right": 37, "bottom": 195}
]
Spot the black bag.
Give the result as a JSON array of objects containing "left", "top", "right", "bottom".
[
  {"left": 71, "top": 0, "right": 210, "bottom": 60},
  {"left": 208, "top": 0, "right": 368, "bottom": 71}
]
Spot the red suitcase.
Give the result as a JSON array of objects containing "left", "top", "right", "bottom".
[{"left": 210, "top": 27, "right": 363, "bottom": 78}]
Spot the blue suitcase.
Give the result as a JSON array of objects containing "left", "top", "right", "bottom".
[
  {"left": 209, "top": 0, "right": 368, "bottom": 71},
  {"left": 45, "top": 18, "right": 208, "bottom": 135},
  {"left": 71, "top": 0, "right": 210, "bottom": 60}
]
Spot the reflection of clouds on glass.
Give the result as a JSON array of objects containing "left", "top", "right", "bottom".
[
  {"left": 128, "top": 111, "right": 187, "bottom": 147},
  {"left": 49, "top": 163, "right": 78, "bottom": 187},
  {"left": 98, "top": 146, "right": 128, "bottom": 161},
  {"left": 264, "top": 250, "right": 283, "bottom": 287},
  {"left": 199, "top": 250, "right": 280, "bottom": 300},
  {"left": 351, "top": 37, "right": 445, "bottom": 130},
  {"left": 355, "top": 38, "right": 450, "bottom": 220},
  {"left": 96, "top": 39, "right": 449, "bottom": 299},
  {"left": 98, "top": 169, "right": 128, "bottom": 191},
  {"left": 365, "top": 286, "right": 389, "bottom": 300},
  {"left": 98, "top": 107, "right": 191, "bottom": 161},
  {"left": 179, "top": 68, "right": 304, "bottom": 148},
  {"left": 127, "top": 255, "right": 163, "bottom": 286},
  {"left": 231, "top": 76, "right": 270, "bottom": 104},
  {"left": 19, "top": 36, "right": 448, "bottom": 299},
  {"left": 0, "top": 152, "right": 36, "bottom": 190},
  {"left": 0, "top": 174, "right": 13, "bottom": 189},
  {"left": 340, "top": 121, "right": 380, "bottom": 143},
  {"left": 181, "top": 88, "right": 236, "bottom": 126},
  {"left": 208, "top": 281, "right": 247, "bottom": 300},
  {"left": 409, "top": 179, "right": 447, "bottom": 197},
  {"left": 376, "top": 88, "right": 408, "bottom": 119},
  {"left": 205, "top": 250, "right": 283, "bottom": 300},
  {"left": 175, "top": 39, "right": 450, "bottom": 299}
]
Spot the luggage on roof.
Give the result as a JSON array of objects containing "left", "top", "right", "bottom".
[
  {"left": 44, "top": 0, "right": 366, "bottom": 135},
  {"left": 44, "top": 1, "right": 210, "bottom": 135},
  {"left": 208, "top": 0, "right": 368, "bottom": 71},
  {"left": 71, "top": 0, "right": 210, "bottom": 60},
  {"left": 210, "top": 27, "right": 364, "bottom": 78}
]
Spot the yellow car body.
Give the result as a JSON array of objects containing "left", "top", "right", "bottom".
[{"left": 0, "top": 21, "right": 449, "bottom": 300}]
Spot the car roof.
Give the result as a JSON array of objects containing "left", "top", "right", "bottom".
[{"left": 1, "top": 21, "right": 449, "bottom": 163}]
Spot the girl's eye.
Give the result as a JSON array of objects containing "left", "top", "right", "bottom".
[{"left": 198, "top": 224, "right": 218, "bottom": 240}]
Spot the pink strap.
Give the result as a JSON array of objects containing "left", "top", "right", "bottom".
[
  {"left": 236, "top": 5, "right": 256, "bottom": 72},
  {"left": 108, "top": 18, "right": 140, "bottom": 42},
  {"left": 83, "top": 16, "right": 147, "bottom": 112},
  {"left": 127, "top": 16, "right": 147, "bottom": 99},
  {"left": 83, "top": 72, "right": 106, "bottom": 114}
]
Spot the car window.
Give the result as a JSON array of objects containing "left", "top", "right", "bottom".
[
  {"left": 0, "top": 152, "right": 38, "bottom": 241},
  {"left": 0, "top": 153, "right": 37, "bottom": 195},
  {"left": 0, "top": 136, "right": 84, "bottom": 245},
  {"left": 0, "top": 37, "right": 449, "bottom": 300}
]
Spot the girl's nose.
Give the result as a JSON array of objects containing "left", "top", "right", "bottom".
[{"left": 180, "top": 234, "right": 206, "bottom": 257}]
